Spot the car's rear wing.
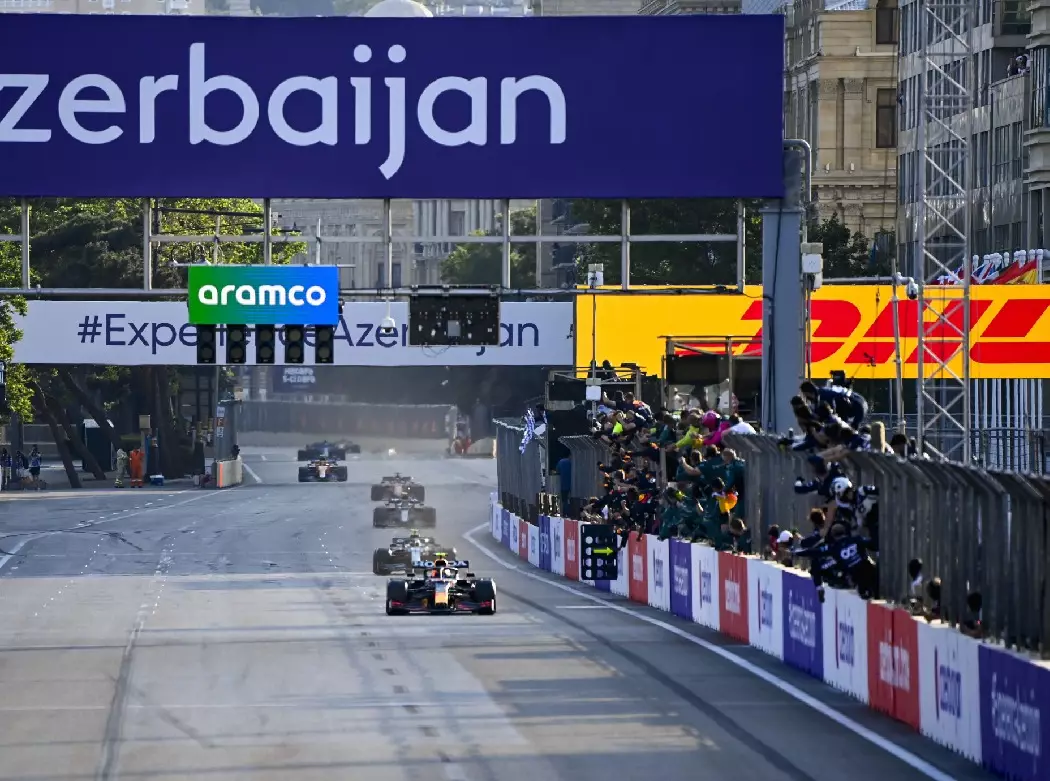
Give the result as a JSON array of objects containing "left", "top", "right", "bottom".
[{"left": 418, "top": 560, "right": 469, "bottom": 569}]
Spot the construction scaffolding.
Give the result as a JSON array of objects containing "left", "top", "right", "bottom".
[{"left": 914, "top": 0, "right": 975, "bottom": 462}]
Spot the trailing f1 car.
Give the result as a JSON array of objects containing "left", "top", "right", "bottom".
[
  {"left": 386, "top": 559, "right": 496, "bottom": 615},
  {"left": 297, "top": 457, "right": 348, "bottom": 483},
  {"left": 370, "top": 473, "right": 425, "bottom": 502},
  {"left": 297, "top": 440, "right": 360, "bottom": 461},
  {"left": 372, "top": 531, "right": 458, "bottom": 575},
  {"left": 373, "top": 499, "right": 436, "bottom": 528}
]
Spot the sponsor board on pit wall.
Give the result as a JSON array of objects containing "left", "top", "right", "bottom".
[
  {"left": 539, "top": 516, "right": 552, "bottom": 572},
  {"left": 647, "top": 537, "right": 671, "bottom": 613},
  {"left": 918, "top": 621, "right": 982, "bottom": 763},
  {"left": 489, "top": 500, "right": 1050, "bottom": 778},
  {"left": 549, "top": 517, "right": 565, "bottom": 577},
  {"left": 747, "top": 558, "right": 783, "bottom": 660},
  {"left": 692, "top": 543, "right": 720, "bottom": 631},
  {"left": 822, "top": 587, "right": 870, "bottom": 703},
  {"left": 11, "top": 301, "right": 573, "bottom": 366},
  {"left": 527, "top": 524, "right": 540, "bottom": 569},
  {"left": 575, "top": 285, "right": 1050, "bottom": 380},
  {"left": 509, "top": 514, "right": 520, "bottom": 554}
]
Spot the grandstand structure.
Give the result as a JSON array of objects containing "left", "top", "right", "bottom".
[{"left": 914, "top": 0, "right": 975, "bottom": 462}]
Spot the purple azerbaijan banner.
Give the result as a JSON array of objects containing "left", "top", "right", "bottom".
[
  {"left": 979, "top": 645, "right": 1050, "bottom": 781},
  {"left": 782, "top": 571, "right": 823, "bottom": 680},
  {"left": 500, "top": 509, "right": 511, "bottom": 550},
  {"left": 669, "top": 540, "right": 692, "bottom": 620},
  {"left": 0, "top": 15, "right": 785, "bottom": 199}
]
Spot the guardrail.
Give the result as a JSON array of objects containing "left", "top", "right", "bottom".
[
  {"left": 238, "top": 400, "right": 453, "bottom": 439},
  {"left": 488, "top": 497, "right": 1050, "bottom": 781}
]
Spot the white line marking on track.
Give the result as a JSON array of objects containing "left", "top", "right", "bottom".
[
  {"left": 260, "top": 455, "right": 268, "bottom": 461},
  {"left": 462, "top": 523, "right": 957, "bottom": 781},
  {"left": 554, "top": 605, "right": 615, "bottom": 609},
  {"left": 242, "top": 462, "right": 263, "bottom": 484},
  {"left": 0, "top": 537, "right": 38, "bottom": 571}
]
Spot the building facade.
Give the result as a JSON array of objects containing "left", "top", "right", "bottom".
[
  {"left": 896, "top": 0, "right": 1031, "bottom": 270},
  {"left": 784, "top": 0, "right": 898, "bottom": 236},
  {"left": 0, "top": 0, "right": 199, "bottom": 11}
]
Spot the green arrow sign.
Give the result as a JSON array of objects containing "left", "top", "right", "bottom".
[{"left": 589, "top": 546, "right": 615, "bottom": 555}]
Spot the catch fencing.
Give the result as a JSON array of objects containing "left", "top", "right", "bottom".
[
  {"left": 238, "top": 399, "right": 453, "bottom": 439},
  {"left": 724, "top": 433, "right": 1050, "bottom": 654},
  {"left": 498, "top": 424, "right": 1050, "bottom": 652},
  {"left": 494, "top": 417, "right": 544, "bottom": 520}
]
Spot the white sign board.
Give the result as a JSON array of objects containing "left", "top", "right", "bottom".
[{"left": 11, "top": 301, "right": 574, "bottom": 366}]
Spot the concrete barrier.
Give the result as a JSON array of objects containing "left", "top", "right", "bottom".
[
  {"left": 462, "top": 437, "right": 496, "bottom": 458},
  {"left": 211, "top": 457, "right": 243, "bottom": 489}
]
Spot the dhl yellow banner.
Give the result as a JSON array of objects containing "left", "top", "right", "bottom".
[{"left": 574, "top": 285, "right": 1050, "bottom": 380}]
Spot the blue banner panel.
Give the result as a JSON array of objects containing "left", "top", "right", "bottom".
[{"left": 0, "top": 15, "right": 785, "bottom": 199}]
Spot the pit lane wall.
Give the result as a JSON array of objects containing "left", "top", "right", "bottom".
[{"left": 488, "top": 496, "right": 1050, "bottom": 781}]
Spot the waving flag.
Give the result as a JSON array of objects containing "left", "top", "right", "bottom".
[{"left": 520, "top": 408, "right": 536, "bottom": 453}]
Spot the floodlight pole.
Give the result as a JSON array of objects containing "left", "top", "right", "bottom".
[
  {"left": 262, "top": 198, "right": 273, "bottom": 265},
  {"left": 383, "top": 199, "right": 393, "bottom": 288},
  {"left": 501, "top": 198, "right": 512, "bottom": 288},
  {"left": 620, "top": 200, "right": 631, "bottom": 290},
  {"left": 142, "top": 198, "right": 153, "bottom": 291},
  {"left": 760, "top": 143, "right": 807, "bottom": 435},
  {"left": 20, "top": 199, "right": 30, "bottom": 289},
  {"left": 736, "top": 200, "right": 746, "bottom": 292}
]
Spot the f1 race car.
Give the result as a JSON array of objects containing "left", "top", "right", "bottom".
[
  {"left": 373, "top": 531, "right": 458, "bottom": 575},
  {"left": 386, "top": 559, "right": 496, "bottom": 615},
  {"left": 373, "top": 499, "right": 436, "bottom": 528},
  {"left": 297, "top": 440, "right": 360, "bottom": 461},
  {"left": 370, "top": 473, "right": 425, "bottom": 502},
  {"left": 297, "top": 457, "right": 349, "bottom": 482}
]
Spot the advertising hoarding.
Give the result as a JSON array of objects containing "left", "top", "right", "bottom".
[
  {"left": 574, "top": 285, "right": 1050, "bottom": 380},
  {"left": 0, "top": 15, "right": 785, "bottom": 200}
]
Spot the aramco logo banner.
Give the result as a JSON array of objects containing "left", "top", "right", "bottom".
[{"left": 0, "top": 14, "right": 785, "bottom": 199}]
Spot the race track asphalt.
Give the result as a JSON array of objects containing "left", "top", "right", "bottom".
[{"left": 0, "top": 446, "right": 998, "bottom": 781}]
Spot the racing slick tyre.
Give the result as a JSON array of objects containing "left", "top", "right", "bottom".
[
  {"left": 373, "top": 548, "right": 391, "bottom": 575},
  {"left": 297, "top": 449, "right": 315, "bottom": 462},
  {"left": 347, "top": 444, "right": 362, "bottom": 454},
  {"left": 330, "top": 449, "right": 347, "bottom": 460},
  {"left": 333, "top": 466, "right": 349, "bottom": 482},
  {"left": 416, "top": 507, "right": 437, "bottom": 527},
  {"left": 473, "top": 579, "right": 497, "bottom": 615},
  {"left": 386, "top": 580, "right": 410, "bottom": 615},
  {"left": 372, "top": 507, "right": 392, "bottom": 527},
  {"left": 297, "top": 467, "right": 309, "bottom": 483},
  {"left": 370, "top": 485, "right": 388, "bottom": 502},
  {"left": 407, "top": 484, "right": 425, "bottom": 502}
]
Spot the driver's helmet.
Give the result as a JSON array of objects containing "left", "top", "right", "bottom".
[{"left": 433, "top": 557, "right": 448, "bottom": 568}]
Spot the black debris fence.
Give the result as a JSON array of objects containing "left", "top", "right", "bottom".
[
  {"left": 724, "top": 432, "right": 1050, "bottom": 655},
  {"left": 495, "top": 417, "right": 544, "bottom": 521},
  {"left": 238, "top": 400, "right": 453, "bottom": 439},
  {"left": 558, "top": 435, "right": 613, "bottom": 507}
]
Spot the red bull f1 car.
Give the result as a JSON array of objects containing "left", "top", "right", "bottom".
[
  {"left": 385, "top": 559, "right": 496, "bottom": 615},
  {"left": 297, "top": 457, "right": 348, "bottom": 483}
]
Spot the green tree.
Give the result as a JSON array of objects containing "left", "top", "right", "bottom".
[
  {"left": 0, "top": 197, "right": 305, "bottom": 484},
  {"left": 807, "top": 212, "right": 892, "bottom": 279},
  {"left": 441, "top": 206, "right": 538, "bottom": 288},
  {"left": 567, "top": 198, "right": 764, "bottom": 286}
]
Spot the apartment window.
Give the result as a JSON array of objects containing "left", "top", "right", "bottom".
[
  {"left": 876, "top": 88, "right": 897, "bottom": 148},
  {"left": 391, "top": 262, "right": 402, "bottom": 289},
  {"left": 376, "top": 262, "right": 385, "bottom": 288},
  {"left": 449, "top": 210, "right": 465, "bottom": 237},
  {"left": 1033, "top": 47, "right": 1050, "bottom": 128},
  {"left": 876, "top": 0, "right": 898, "bottom": 45}
]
